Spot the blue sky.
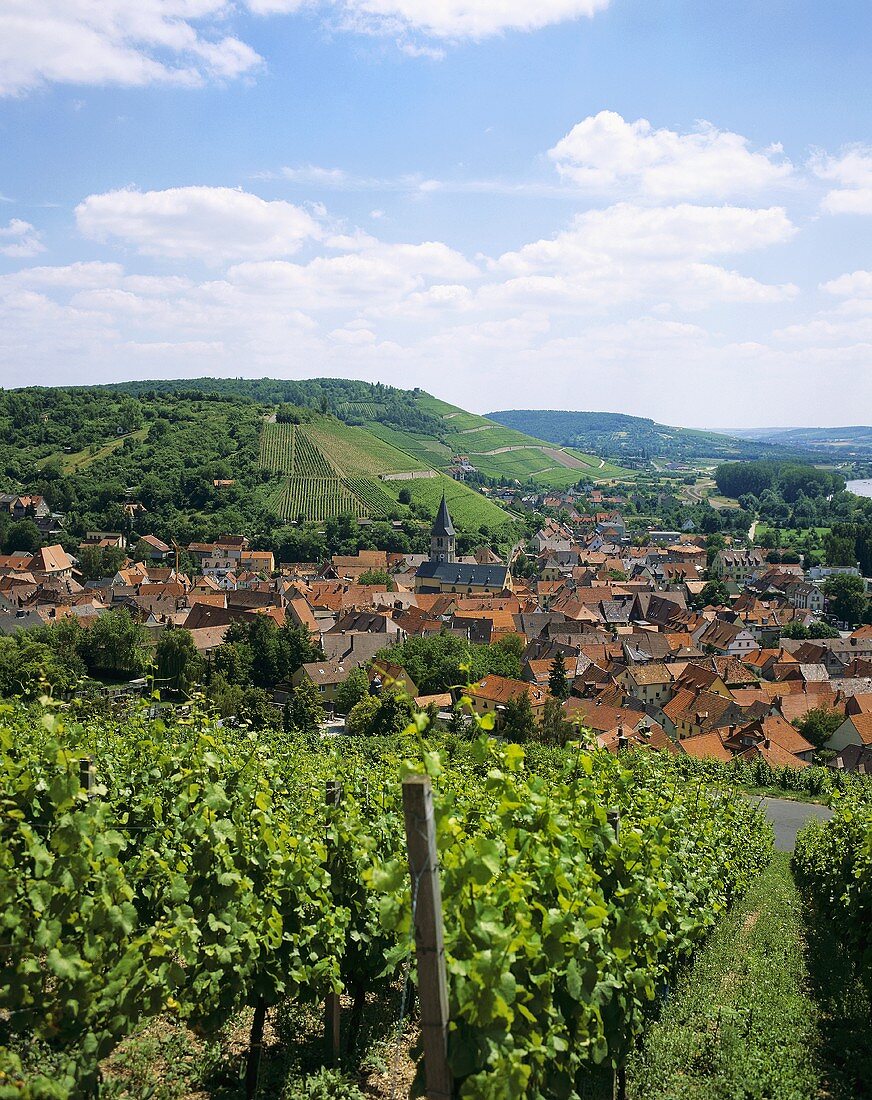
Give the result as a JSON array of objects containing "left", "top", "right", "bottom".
[{"left": 1, "top": 1, "right": 871, "bottom": 428}]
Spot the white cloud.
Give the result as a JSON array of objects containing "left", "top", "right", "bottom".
[
  {"left": 246, "top": 0, "right": 611, "bottom": 39},
  {"left": 75, "top": 186, "right": 322, "bottom": 262},
  {"left": 548, "top": 111, "right": 793, "bottom": 200},
  {"left": 821, "top": 270, "right": 872, "bottom": 299},
  {"left": 813, "top": 146, "right": 872, "bottom": 214},
  {"left": 494, "top": 203, "right": 796, "bottom": 273},
  {"left": 0, "top": 218, "right": 45, "bottom": 258},
  {"left": 0, "top": 0, "right": 261, "bottom": 97}
]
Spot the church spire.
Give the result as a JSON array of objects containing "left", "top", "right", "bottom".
[{"left": 430, "top": 493, "right": 456, "bottom": 563}]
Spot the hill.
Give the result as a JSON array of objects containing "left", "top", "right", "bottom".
[
  {"left": 484, "top": 409, "right": 854, "bottom": 463},
  {"left": 728, "top": 426, "right": 872, "bottom": 453}
]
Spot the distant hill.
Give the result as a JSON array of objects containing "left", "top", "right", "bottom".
[
  {"left": 728, "top": 425, "right": 872, "bottom": 452},
  {"left": 484, "top": 409, "right": 859, "bottom": 463}
]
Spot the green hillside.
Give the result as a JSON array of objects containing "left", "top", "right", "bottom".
[
  {"left": 361, "top": 393, "right": 636, "bottom": 484},
  {"left": 485, "top": 408, "right": 852, "bottom": 464}
]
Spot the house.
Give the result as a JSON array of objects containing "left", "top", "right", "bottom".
[
  {"left": 368, "top": 659, "right": 419, "bottom": 700},
  {"left": 136, "top": 534, "right": 172, "bottom": 562},
  {"left": 290, "top": 660, "right": 352, "bottom": 707},
  {"left": 710, "top": 548, "right": 766, "bottom": 582},
  {"left": 466, "top": 675, "right": 551, "bottom": 725},
  {"left": 694, "top": 618, "right": 759, "bottom": 657},
  {"left": 826, "top": 712, "right": 872, "bottom": 752}
]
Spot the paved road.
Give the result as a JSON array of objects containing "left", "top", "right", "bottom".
[{"left": 748, "top": 796, "right": 833, "bottom": 851}]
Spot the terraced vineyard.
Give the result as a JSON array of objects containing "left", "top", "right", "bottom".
[
  {"left": 268, "top": 477, "right": 361, "bottom": 522},
  {"left": 343, "top": 476, "right": 396, "bottom": 517}
]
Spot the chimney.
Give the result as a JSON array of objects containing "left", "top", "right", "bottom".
[{"left": 763, "top": 737, "right": 771, "bottom": 749}]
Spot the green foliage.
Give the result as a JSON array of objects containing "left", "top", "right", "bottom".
[
  {"left": 345, "top": 690, "right": 414, "bottom": 737},
  {"left": 694, "top": 579, "right": 731, "bottom": 609},
  {"left": 377, "top": 633, "right": 522, "bottom": 696},
  {"left": 500, "top": 689, "right": 536, "bottom": 742},
  {"left": 780, "top": 620, "right": 840, "bottom": 640},
  {"left": 285, "top": 678, "right": 324, "bottom": 735},
  {"left": 78, "top": 608, "right": 150, "bottom": 677},
  {"left": 793, "top": 796, "right": 872, "bottom": 998},
  {"left": 357, "top": 568, "right": 394, "bottom": 590},
  {"left": 823, "top": 573, "right": 868, "bottom": 626},
  {"left": 548, "top": 655, "right": 570, "bottom": 701},
  {"left": 334, "top": 668, "right": 369, "bottom": 716},
  {"left": 76, "top": 544, "right": 128, "bottom": 581},
  {"left": 794, "top": 706, "right": 845, "bottom": 749},
  {"left": 0, "top": 700, "right": 777, "bottom": 1098},
  {"left": 3, "top": 519, "right": 42, "bottom": 555},
  {"left": 155, "top": 628, "right": 204, "bottom": 695}
]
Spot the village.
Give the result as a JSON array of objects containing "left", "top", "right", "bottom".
[{"left": 2, "top": 485, "right": 869, "bottom": 772}]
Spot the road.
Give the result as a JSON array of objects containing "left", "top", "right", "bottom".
[{"left": 749, "top": 796, "right": 832, "bottom": 852}]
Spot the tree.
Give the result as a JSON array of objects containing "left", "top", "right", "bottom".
[
  {"left": 345, "top": 694, "right": 381, "bottom": 736},
  {"left": 794, "top": 706, "right": 844, "bottom": 749},
  {"left": 286, "top": 678, "right": 324, "bottom": 735},
  {"left": 155, "top": 628, "right": 203, "bottom": 694},
  {"left": 538, "top": 697, "right": 573, "bottom": 746},
  {"left": 548, "top": 656, "right": 570, "bottom": 701},
  {"left": 398, "top": 488, "right": 412, "bottom": 505},
  {"left": 780, "top": 620, "right": 840, "bottom": 640},
  {"left": 695, "top": 580, "right": 730, "bottom": 609},
  {"left": 335, "top": 668, "right": 368, "bottom": 715},
  {"left": 78, "top": 545, "right": 128, "bottom": 581},
  {"left": 501, "top": 690, "right": 535, "bottom": 743},
  {"left": 358, "top": 569, "right": 394, "bottom": 591},
  {"left": 823, "top": 574, "right": 868, "bottom": 626},
  {"left": 4, "top": 519, "right": 42, "bottom": 555},
  {"left": 79, "top": 609, "right": 149, "bottom": 677}
]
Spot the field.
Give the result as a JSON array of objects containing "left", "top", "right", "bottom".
[
  {"left": 365, "top": 423, "right": 454, "bottom": 467},
  {"left": 305, "top": 420, "right": 421, "bottom": 477},
  {"left": 381, "top": 472, "right": 514, "bottom": 530}
]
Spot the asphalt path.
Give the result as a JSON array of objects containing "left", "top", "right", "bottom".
[{"left": 748, "top": 796, "right": 833, "bottom": 851}]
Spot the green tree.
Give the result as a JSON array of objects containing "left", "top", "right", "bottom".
[
  {"left": 287, "top": 678, "right": 324, "bottom": 735},
  {"left": 823, "top": 574, "right": 868, "bottom": 626},
  {"left": 335, "top": 668, "right": 368, "bottom": 715},
  {"left": 538, "top": 697, "right": 574, "bottom": 746},
  {"left": 79, "top": 609, "right": 149, "bottom": 677},
  {"left": 501, "top": 690, "right": 535, "bottom": 743},
  {"left": 695, "top": 580, "right": 731, "bottom": 609},
  {"left": 345, "top": 694, "right": 381, "bottom": 736},
  {"left": 4, "top": 519, "right": 42, "bottom": 555},
  {"left": 358, "top": 569, "right": 394, "bottom": 591},
  {"left": 548, "top": 656, "right": 570, "bottom": 701},
  {"left": 794, "top": 706, "right": 844, "bottom": 749},
  {"left": 155, "top": 628, "right": 203, "bottom": 694},
  {"left": 77, "top": 544, "right": 128, "bottom": 581}
]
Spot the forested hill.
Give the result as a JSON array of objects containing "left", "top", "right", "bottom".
[{"left": 484, "top": 409, "right": 858, "bottom": 463}]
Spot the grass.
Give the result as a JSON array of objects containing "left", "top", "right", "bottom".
[
  {"left": 628, "top": 853, "right": 872, "bottom": 1100},
  {"left": 38, "top": 427, "right": 150, "bottom": 474}
]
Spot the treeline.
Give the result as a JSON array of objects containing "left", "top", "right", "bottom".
[{"left": 714, "top": 460, "right": 844, "bottom": 501}]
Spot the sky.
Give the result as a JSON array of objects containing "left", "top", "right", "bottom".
[{"left": 0, "top": 1, "right": 871, "bottom": 429}]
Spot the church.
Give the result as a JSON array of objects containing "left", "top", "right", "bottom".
[{"left": 413, "top": 494, "right": 512, "bottom": 595}]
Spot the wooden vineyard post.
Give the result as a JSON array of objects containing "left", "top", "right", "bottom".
[
  {"left": 608, "top": 809, "right": 627, "bottom": 1100},
  {"left": 402, "top": 775, "right": 453, "bottom": 1100},
  {"left": 325, "top": 780, "right": 342, "bottom": 1066},
  {"left": 79, "top": 755, "right": 95, "bottom": 799}
]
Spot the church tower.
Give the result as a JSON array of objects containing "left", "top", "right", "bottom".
[{"left": 430, "top": 493, "right": 456, "bottom": 564}]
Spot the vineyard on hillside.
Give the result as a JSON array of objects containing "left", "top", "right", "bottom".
[
  {"left": 260, "top": 421, "right": 404, "bottom": 521},
  {"left": 1, "top": 700, "right": 773, "bottom": 1098}
]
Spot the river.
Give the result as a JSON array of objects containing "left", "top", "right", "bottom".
[{"left": 847, "top": 479, "right": 872, "bottom": 499}]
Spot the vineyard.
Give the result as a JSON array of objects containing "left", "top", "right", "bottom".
[
  {"left": 1, "top": 699, "right": 774, "bottom": 1098},
  {"left": 344, "top": 477, "right": 396, "bottom": 517},
  {"left": 793, "top": 795, "right": 872, "bottom": 996},
  {"left": 266, "top": 477, "right": 362, "bottom": 522}
]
